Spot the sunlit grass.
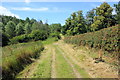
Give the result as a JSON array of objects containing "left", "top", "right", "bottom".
[
  {"left": 31, "top": 50, "right": 52, "bottom": 78},
  {"left": 54, "top": 45, "right": 75, "bottom": 78},
  {"left": 42, "top": 37, "right": 58, "bottom": 45}
]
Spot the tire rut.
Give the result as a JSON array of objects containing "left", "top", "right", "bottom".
[
  {"left": 54, "top": 43, "right": 81, "bottom": 78},
  {"left": 51, "top": 47, "right": 56, "bottom": 78}
]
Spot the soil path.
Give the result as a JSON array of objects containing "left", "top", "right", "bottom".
[{"left": 16, "top": 36, "right": 118, "bottom": 78}]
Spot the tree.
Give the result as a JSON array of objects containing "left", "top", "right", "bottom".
[
  {"left": 76, "top": 11, "right": 86, "bottom": 34},
  {"left": 64, "top": 10, "right": 86, "bottom": 35},
  {"left": 2, "top": 32, "right": 9, "bottom": 46},
  {"left": 5, "top": 21, "right": 16, "bottom": 38},
  {"left": 25, "top": 23, "right": 31, "bottom": 34},
  {"left": 91, "top": 2, "right": 113, "bottom": 31},
  {"left": 16, "top": 22, "right": 24, "bottom": 36},
  {"left": 65, "top": 10, "right": 86, "bottom": 35},
  {"left": 96, "top": 2, "right": 113, "bottom": 27},
  {"left": 86, "top": 9, "right": 96, "bottom": 32},
  {"left": 30, "top": 18, "right": 37, "bottom": 24},
  {"left": 114, "top": 1, "right": 120, "bottom": 24},
  {"left": 32, "top": 22, "right": 41, "bottom": 30},
  {"left": 49, "top": 23, "right": 61, "bottom": 33},
  {"left": 91, "top": 16, "right": 105, "bottom": 31},
  {"left": 25, "top": 17, "right": 30, "bottom": 23},
  {"left": 0, "top": 22, "right": 5, "bottom": 32},
  {"left": 31, "top": 30, "right": 48, "bottom": 41}
]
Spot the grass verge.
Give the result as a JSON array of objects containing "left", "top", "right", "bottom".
[{"left": 2, "top": 41, "right": 44, "bottom": 79}]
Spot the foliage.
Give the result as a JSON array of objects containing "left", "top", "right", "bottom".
[
  {"left": 31, "top": 30, "right": 48, "bottom": 41},
  {"left": 114, "top": 1, "right": 120, "bottom": 24},
  {"left": 91, "top": 2, "right": 113, "bottom": 31},
  {"left": 16, "top": 22, "right": 25, "bottom": 36},
  {"left": 10, "top": 30, "right": 49, "bottom": 44},
  {"left": 63, "top": 2, "right": 119, "bottom": 34},
  {"left": 0, "top": 22, "right": 5, "bottom": 32},
  {"left": 86, "top": 9, "right": 95, "bottom": 32},
  {"left": 5, "top": 21, "right": 16, "bottom": 38},
  {"left": 10, "top": 34, "right": 31, "bottom": 44},
  {"left": 24, "top": 23, "right": 32, "bottom": 34},
  {"left": 64, "top": 25, "right": 119, "bottom": 58},
  {"left": 64, "top": 11, "right": 86, "bottom": 35},
  {"left": 49, "top": 23, "right": 61, "bottom": 33},
  {"left": 50, "top": 32, "right": 61, "bottom": 40},
  {"left": 2, "top": 32, "right": 9, "bottom": 46}
]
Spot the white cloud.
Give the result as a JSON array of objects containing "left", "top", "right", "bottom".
[
  {"left": 11, "top": 7, "right": 49, "bottom": 11},
  {"left": 25, "top": 0, "right": 30, "bottom": 4},
  {"left": 0, "top": 6, "right": 20, "bottom": 18}
]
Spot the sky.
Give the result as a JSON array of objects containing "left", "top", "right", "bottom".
[{"left": 0, "top": 1, "right": 118, "bottom": 25}]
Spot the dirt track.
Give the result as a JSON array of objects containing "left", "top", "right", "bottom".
[{"left": 16, "top": 39, "right": 118, "bottom": 78}]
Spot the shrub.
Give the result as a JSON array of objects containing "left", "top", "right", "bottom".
[
  {"left": 2, "top": 32, "right": 10, "bottom": 46},
  {"left": 31, "top": 30, "right": 48, "bottom": 41},
  {"left": 64, "top": 25, "right": 119, "bottom": 58},
  {"left": 9, "top": 34, "right": 31, "bottom": 44},
  {"left": 9, "top": 30, "right": 49, "bottom": 44},
  {"left": 50, "top": 32, "right": 61, "bottom": 39}
]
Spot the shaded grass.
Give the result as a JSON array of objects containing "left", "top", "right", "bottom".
[
  {"left": 2, "top": 41, "right": 44, "bottom": 79},
  {"left": 54, "top": 45, "right": 75, "bottom": 78}
]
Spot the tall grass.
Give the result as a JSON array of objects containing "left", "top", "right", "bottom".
[{"left": 2, "top": 41, "right": 44, "bottom": 79}]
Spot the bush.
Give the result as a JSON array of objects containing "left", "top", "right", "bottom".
[
  {"left": 2, "top": 32, "right": 10, "bottom": 46},
  {"left": 10, "top": 34, "right": 32, "bottom": 44},
  {"left": 50, "top": 32, "right": 61, "bottom": 39},
  {"left": 64, "top": 25, "right": 119, "bottom": 58},
  {"left": 31, "top": 30, "right": 48, "bottom": 41},
  {"left": 10, "top": 30, "right": 49, "bottom": 44}
]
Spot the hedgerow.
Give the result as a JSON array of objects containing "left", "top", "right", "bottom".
[{"left": 64, "top": 25, "right": 119, "bottom": 58}]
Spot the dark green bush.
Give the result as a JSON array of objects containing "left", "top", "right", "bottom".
[
  {"left": 2, "top": 32, "right": 10, "bottom": 46},
  {"left": 10, "top": 30, "right": 49, "bottom": 44},
  {"left": 50, "top": 32, "right": 61, "bottom": 39},
  {"left": 10, "top": 34, "right": 31, "bottom": 44},
  {"left": 31, "top": 30, "right": 48, "bottom": 41}
]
